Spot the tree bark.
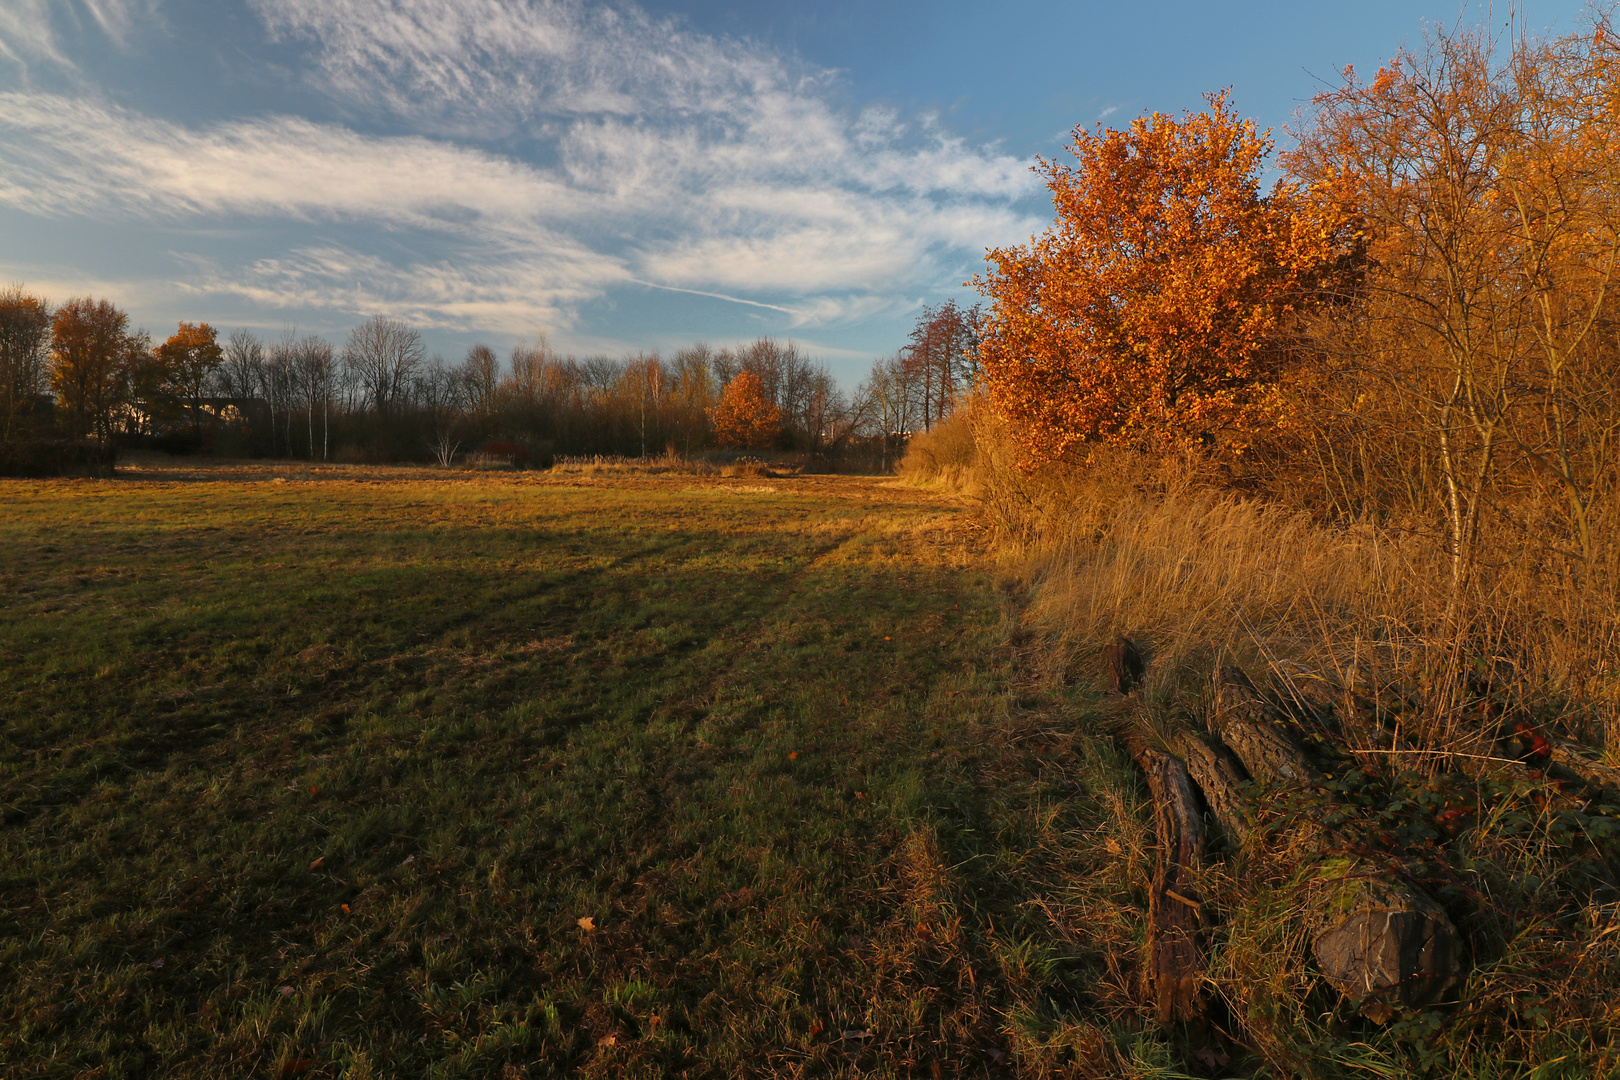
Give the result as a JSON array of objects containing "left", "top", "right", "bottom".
[
  {"left": 1104, "top": 636, "right": 1145, "bottom": 695},
  {"left": 1118, "top": 727, "right": 1207, "bottom": 1025},
  {"left": 1210, "top": 666, "right": 1317, "bottom": 785},
  {"left": 1173, "top": 732, "right": 1251, "bottom": 846},
  {"left": 1209, "top": 666, "right": 1463, "bottom": 1014}
]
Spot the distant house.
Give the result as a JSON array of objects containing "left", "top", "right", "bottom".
[{"left": 113, "top": 397, "right": 253, "bottom": 439}]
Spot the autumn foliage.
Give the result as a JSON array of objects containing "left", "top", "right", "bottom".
[
  {"left": 0, "top": 286, "right": 52, "bottom": 440},
  {"left": 1281, "top": 25, "right": 1620, "bottom": 580},
  {"left": 50, "top": 297, "right": 132, "bottom": 441},
  {"left": 707, "top": 370, "right": 782, "bottom": 449},
  {"left": 975, "top": 91, "right": 1345, "bottom": 465},
  {"left": 154, "top": 322, "right": 223, "bottom": 433}
]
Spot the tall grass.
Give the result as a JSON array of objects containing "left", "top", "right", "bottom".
[{"left": 909, "top": 402, "right": 1620, "bottom": 763}]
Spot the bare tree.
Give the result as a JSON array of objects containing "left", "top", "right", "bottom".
[
  {"left": 854, "top": 352, "right": 918, "bottom": 470},
  {"left": 905, "top": 300, "right": 981, "bottom": 429},
  {"left": 418, "top": 354, "right": 468, "bottom": 465},
  {"left": 265, "top": 331, "right": 300, "bottom": 457},
  {"left": 218, "top": 328, "right": 264, "bottom": 403},
  {"left": 461, "top": 344, "right": 500, "bottom": 418},
  {"left": 292, "top": 335, "right": 335, "bottom": 460},
  {"left": 343, "top": 316, "right": 423, "bottom": 417},
  {"left": 670, "top": 343, "right": 717, "bottom": 453}
]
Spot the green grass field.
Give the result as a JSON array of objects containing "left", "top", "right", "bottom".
[{"left": 1, "top": 462, "right": 1138, "bottom": 1079}]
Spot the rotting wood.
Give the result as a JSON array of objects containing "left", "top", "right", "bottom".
[
  {"left": 1117, "top": 725, "right": 1207, "bottom": 1025},
  {"left": 1309, "top": 871, "right": 1463, "bottom": 1017},
  {"left": 1544, "top": 735, "right": 1620, "bottom": 800},
  {"left": 1173, "top": 732, "right": 1251, "bottom": 846},
  {"left": 1104, "top": 636, "right": 1145, "bottom": 695},
  {"left": 1210, "top": 666, "right": 1318, "bottom": 785},
  {"left": 1098, "top": 650, "right": 1463, "bottom": 1021},
  {"left": 1209, "top": 665, "right": 1463, "bottom": 1014},
  {"left": 1268, "top": 663, "right": 1341, "bottom": 730}
]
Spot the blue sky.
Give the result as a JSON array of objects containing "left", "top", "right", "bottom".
[{"left": 0, "top": 0, "right": 1584, "bottom": 384}]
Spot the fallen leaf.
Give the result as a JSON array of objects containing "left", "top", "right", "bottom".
[
  {"left": 1105, "top": 838, "right": 1123, "bottom": 856},
  {"left": 308, "top": 857, "right": 324, "bottom": 872},
  {"left": 596, "top": 1033, "right": 617, "bottom": 1047},
  {"left": 340, "top": 903, "right": 351, "bottom": 915},
  {"left": 788, "top": 751, "right": 799, "bottom": 760},
  {"left": 1362, "top": 1001, "right": 1396, "bottom": 1024},
  {"left": 577, "top": 915, "right": 596, "bottom": 932},
  {"left": 278, "top": 985, "right": 295, "bottom": 997}
]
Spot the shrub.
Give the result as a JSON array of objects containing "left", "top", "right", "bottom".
[
  {"left": 0, "top": 438, "right": 117, "bottom": 478},
  {"left": 470, "top": 439, "right": 555, "bottom": 470},
  {"left": 897, "top": 401, "right": 978, "bottom": 487}
]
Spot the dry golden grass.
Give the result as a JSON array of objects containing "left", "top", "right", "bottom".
[
  {"left": 898, "top": 405, "right": 981, "bottom": 495},
  {"left": 942, "top": 408, "right": 1620, "bottom": 763}
]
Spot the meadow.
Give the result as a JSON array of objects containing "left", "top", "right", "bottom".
[{"left": 0, "top": 460, "right": 1150, "bottom": 1079}]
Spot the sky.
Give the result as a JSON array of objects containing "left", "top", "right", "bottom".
[{"left": 0, "top": 0, "right": 1587, "bottom": 385}]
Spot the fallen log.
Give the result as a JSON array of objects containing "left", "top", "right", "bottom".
[
  {"left": 1101, "top": 639, "right": 1207, "bottom": 1023},
  {"left": 1545, "top": 735, "right": 1620, "bottom": 801},
  {"left": 1207, "top": 666, "right": 1464, "bottom": 1014},
  {"left": 1117, "top": 727, "right": 1207, "bottom": 1025},
  {"left": 1173, "top": 733, "right": 1251, "bottom": 847},
  {"left": 1309, "top": 868, "right": 1462, "bottom": 1018},
  {"left": 1210, "top": 666, "right": 1318, "bottom": 785}
]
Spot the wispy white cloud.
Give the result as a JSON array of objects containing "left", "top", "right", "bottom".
[
  {"left": 251, "top": 0, "right": 801, "bottom": 130},
  {"left": 180, "top": 246, "right": 617, "bottom": 334},
  {"left": 0, "top": 92, "right": 594, "bottom": 228},
  {"left": 0, "top": 0, "right": 156, "bottom": 66},
  {"left": 0, "top": 0, "right": 1040, "bottom": 336},
  {"left": 77, "top": 0, "right": 156, "bottom": 46},
  {"left": 0, "top": 1, "right": 67, "bottom": 66}
]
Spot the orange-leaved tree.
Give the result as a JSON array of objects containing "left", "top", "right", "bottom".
[
  {"left": 975, "top": 91, "right": 1345, "bottom": 466},
  {"left": 708, "top": 370, "right": 781, "bottom": 449},
  {"left": 1285, "top": 23, "right": 1620, "bottom": 577},
  {"left": 50, "top": 297, "right": 131, "bottom": 441},
  {"left": 155, "top": 322, "right": 223, "bottom": 435}
]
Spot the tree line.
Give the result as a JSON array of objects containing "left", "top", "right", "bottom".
[{"left": 0, "top": 289, "right": 980, "bottom": 467}]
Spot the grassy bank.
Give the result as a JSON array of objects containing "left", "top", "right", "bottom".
[
  {"left": 0, "top": 460, "right": 1172, "bottom": 1079},
  {"left": 903, "top": 407, "right": 1620, "bottom": 1078}
]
